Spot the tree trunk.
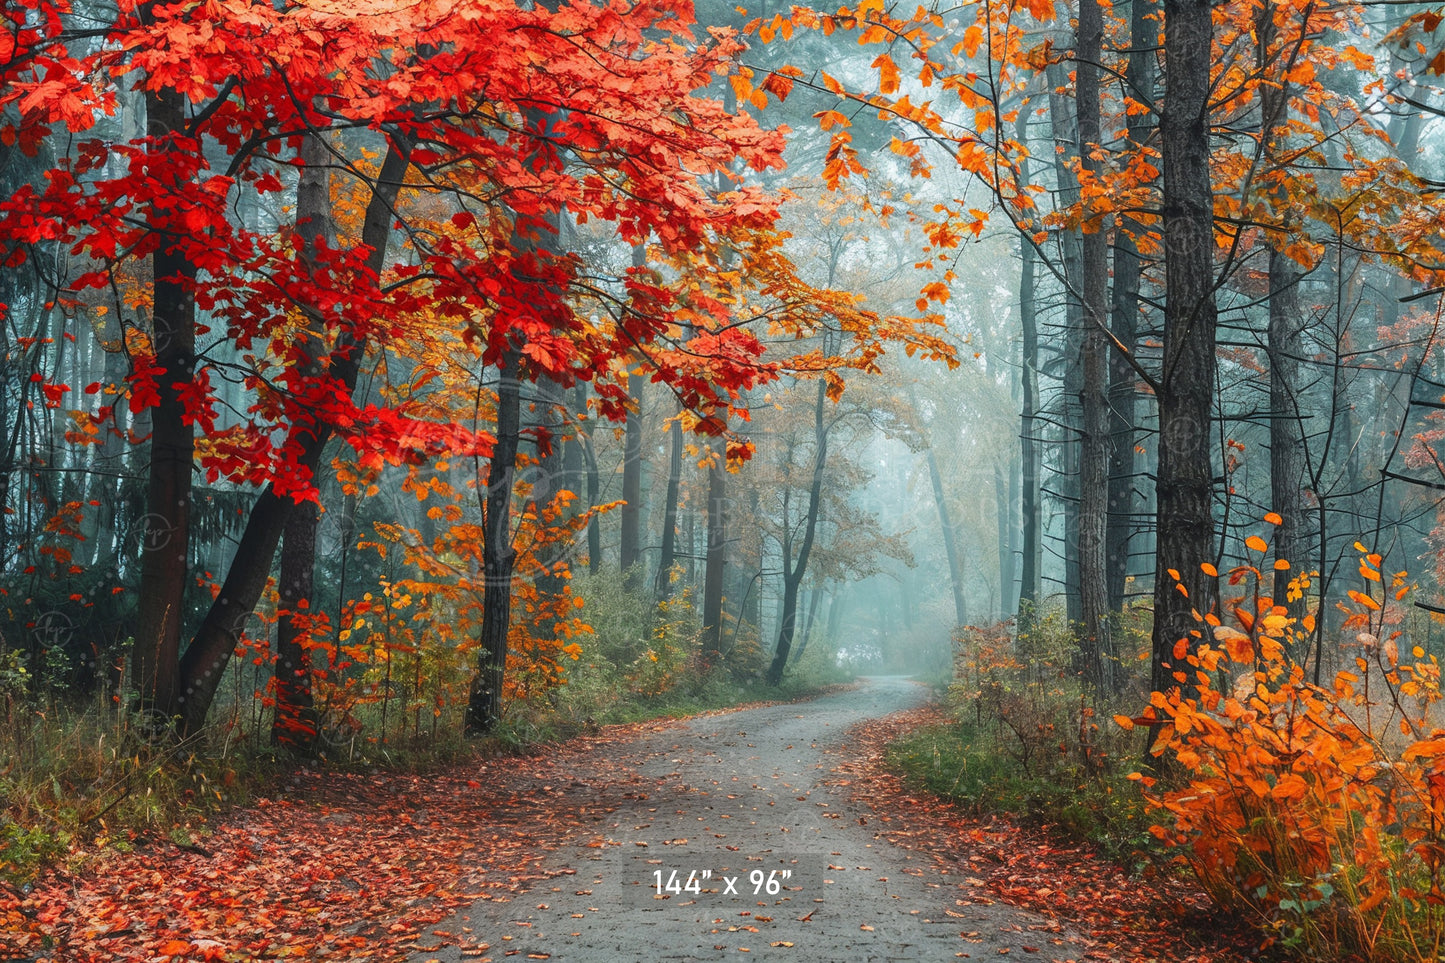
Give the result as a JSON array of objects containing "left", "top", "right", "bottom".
[
  {"left": 273, "top": 500, "right": 319, "bottom": 750},
  {"left": 132, "top": 82, "right": 196, "bottom": 720},
  {"left": 1018, "top": 208, "right": 1042, "bottom": 619},
  {"left": 272, "top": 124, "right": 332, "bottom": 754},
  {"left": 575, "top": 385, "right": 602, "bottom": 574},
  {"left": 533, "top": 374, "right": 569, "bottom": 635},
  {"left": 1076, "top": 0, "right": 1115, "bottom": 692},
  {"left": 700, "top": 438, "right": 728, "bottom": 658},
  {"left": 1046, "top": 52, "right": 1084, "bottom": 627},
  {"left": 1268, "top": 254, "right": 1309, "bottom": 609},
  {"left": 1007, "top": 430, "right": 1021, "bottom": 619},
  {"left": 1151, "top": 0, "right": 1219, "bottom": 705},
  {"left": 619, "top": 371, "right": 644, "bottom": 589},
  {"left": 927, "top": 447, "right": 967, "bottom": 626},
  {"left": 766, "top": 378, "right": 829, "bottom": 685},
  {"left": 466, "top": 348, "right": 523, "bottom": 733},
  {"left": 994, "top": 459, "right": 1013, "bottom": 623},
  {"left": 824, "top": 586, "right": 845, "bottom": 643},
  {"left": 1257, "top": 11, "right": 1310, "bottom": 617},
  {"left": 561, "top": 383, "right": 586, "bottom": 525},
  {"left": 792, "top": 581, "right": 825, "bottom": 664},
  {"left": 654, "top": 414, "right": 684, "bottom": 603},
  {"left": 1107, "top": 0, "right": 1156, "bottom": 613},
  {"left": 173, "top": 140, "right": 411, "bottom": 734}
]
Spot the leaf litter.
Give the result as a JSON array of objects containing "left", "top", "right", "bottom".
[
  {"left": 824, "top": 704, "right": 1269, "bottom": 963},
  {"left": 5, "top": 704, "right": 1266, "bottom": 962}
]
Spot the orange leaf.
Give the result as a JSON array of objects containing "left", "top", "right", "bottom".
[
  {"left": 1404, "top": 739, "right": 1445, "bottom": 761},
  {"left": 871, "top": 53, "right": 900, "bottom": 95},
  {"left": 1216, "top": 626, "right": 1254, "bottom": 663},
  {"left": 1245, "top": 535, "right": 1268, "bottom": 553},
  {"left": 1348, "top": 589, "right": 1380, "bottom": 611}
]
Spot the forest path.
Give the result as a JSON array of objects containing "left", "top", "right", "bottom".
[
  {"left": 410, "top": 676, "right": 1083, "bottom": 962},
  {"left": 6, "top": 679, "right": 1254, "bottom": 962}
]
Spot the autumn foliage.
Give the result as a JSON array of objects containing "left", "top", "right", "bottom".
[{"left": 1128, "top": 530, "right": 1445, "bottom": 960}]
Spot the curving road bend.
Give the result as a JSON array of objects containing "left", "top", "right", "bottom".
[{"left": 412, "top": 676, "right": 1088, "bottom": 962}]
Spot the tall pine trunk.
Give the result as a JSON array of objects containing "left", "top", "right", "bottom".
[
  {"left": 273, "top": 502, "right": 319, "bottom": 749},
  {"left": 1046, "top": 52, "right": 1084, "bottom": 627},
  {"left": 995, "top": 460, "right": 1013, "bottom": 622},
  {"left": 1107, "top": 0, "right": 1157, "bottom": 613},
  {"left": 1151, "top": 0, "right": 1220, "bottom": 705},
  {"left": 533, "top": 374, "right": 569, "bottom": 634},
  {"left": 927, "top": 447, "right": 967, "bottom": 626},
  {"left": 1076, "top": 0, "right": 1115, "bottom": 692},
  {"left": 1258, "top": 10, "right": 1310, "bottom": 617},
  {"left": 1017, "top": 107, "right": 1042, "bottom": 622},
  {"left": 1018, "top": 235, "right": 1042, "bottom": 619},
  {"left": 575, "top": 385, "right": 602, "bottom": 574}
]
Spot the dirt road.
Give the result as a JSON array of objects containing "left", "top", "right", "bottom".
[{"left": 412, "top": 677, "right": 1083, "bottom": 962}]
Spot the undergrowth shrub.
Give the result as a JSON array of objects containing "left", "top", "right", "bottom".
[
  {"left": 1132, "top": 534, "right": 1445, "bottom": 961},
  {"left": 0, "top": 564, "right": 851, "bottom": 883},
  {"left": 520, "top": 571, "right": 848, "bottom": 732},
  {"left": 0, "top": 688, "right": 267, "bottom": 885},
  {"left": 890, "top": 613, "right": 1155, "bottom": 864}
]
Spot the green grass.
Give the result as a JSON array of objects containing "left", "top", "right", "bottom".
[
  {"left": 0, "top": 694, "right": 286, "bottom": 886},
  {"left": 888, "top": 720, "right": 1158, "bottom": 868}
]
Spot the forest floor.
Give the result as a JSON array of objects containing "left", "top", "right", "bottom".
[{"left": 3, "top": 677, "right": 1265, "bottom": 963}]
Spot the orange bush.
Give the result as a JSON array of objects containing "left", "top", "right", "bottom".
[{"left": 1127, "top": 532, "right": 1445, "bottom": 960}]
